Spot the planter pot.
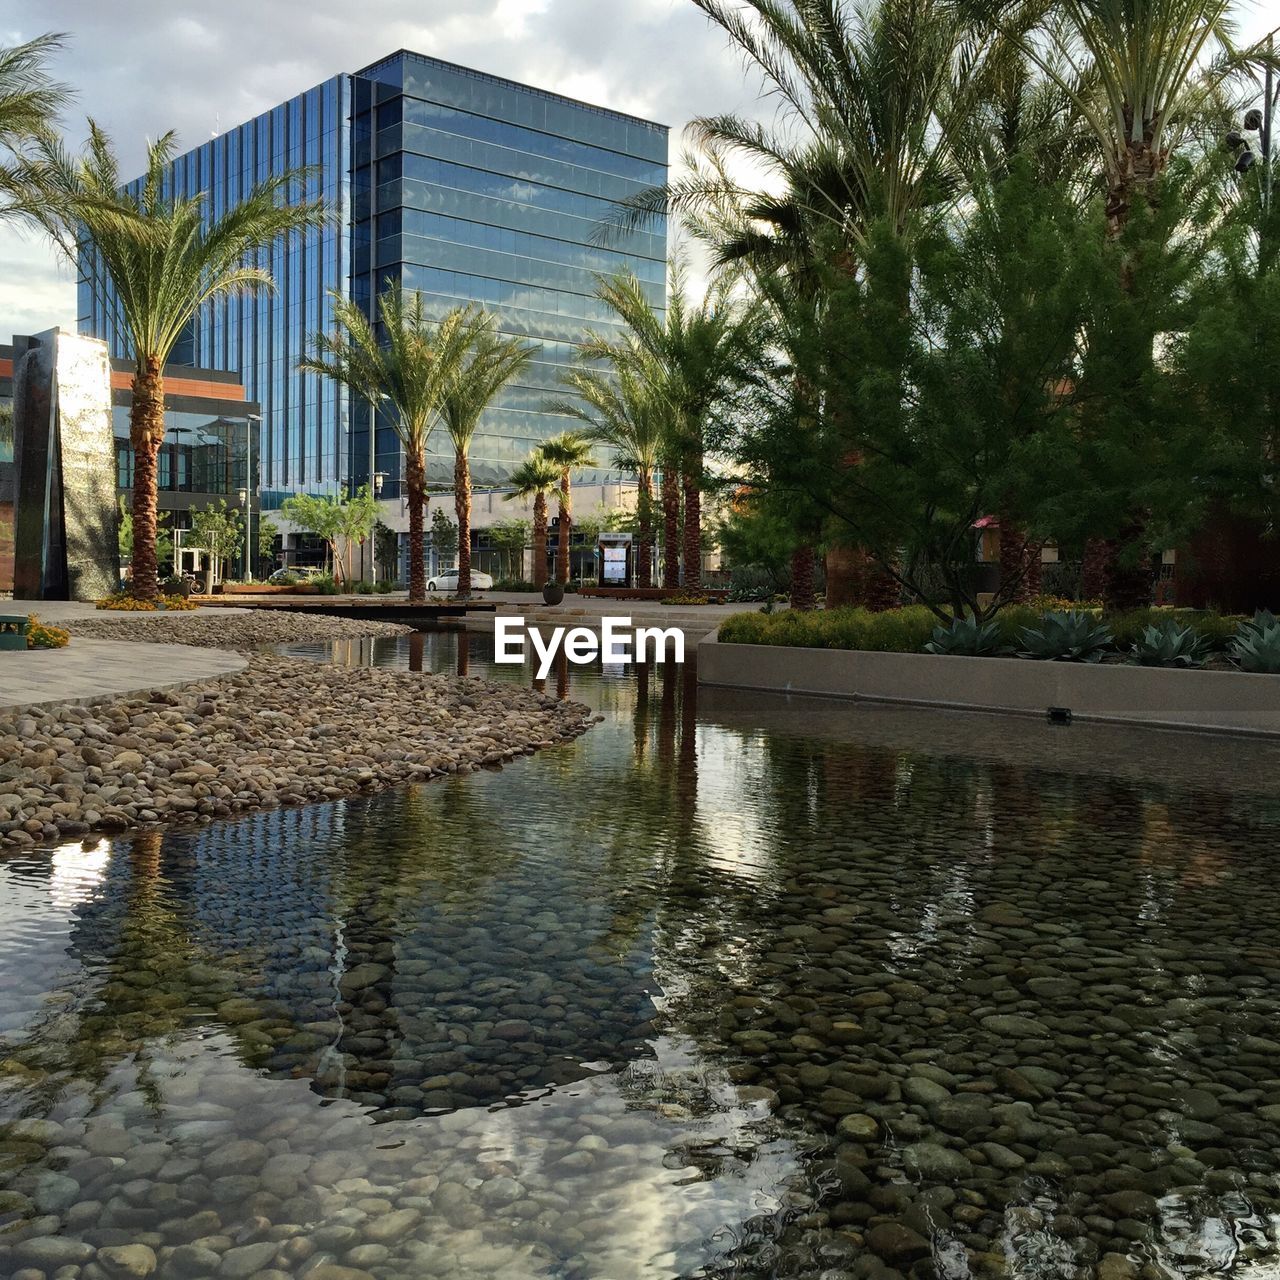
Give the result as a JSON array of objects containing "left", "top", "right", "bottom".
[{"left": 542, "top": 583, "right": 565, "bottom": 606}]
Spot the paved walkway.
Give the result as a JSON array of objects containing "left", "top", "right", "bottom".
[
  {"left": 198, "top": 590, "right": 757, "bottom": 640},
  {"left": 476, "top": 592, "right": 754, "bottom": 640},
  {"left": 0, "top": 638, "right": 246, "bottom": 710}
]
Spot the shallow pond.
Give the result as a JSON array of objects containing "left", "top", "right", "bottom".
[{"left": 4, "top": 630, "right": 1280, "bottom": 1279}]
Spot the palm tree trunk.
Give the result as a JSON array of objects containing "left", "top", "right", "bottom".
[
  {"left": 1080, "top": 537, "right": 1109, "bottom": 603},
  {"left": 681, "top": 467, "right": 701, "bottom": 590},
  {"left": 1098, "top": 522, "right": 1154, "bottom": 611},
  {"left": 556, "top": 471, "right": 571, "bottom": 585},
  {"left": 129, "top": 357, "right": 165, "bottom": 600},
  {"left": 998, "top": 514, "right": 1041, "bottom": 604},
  {"left": 406, "top": 446, "right": 427, "bottom": 603},
  {"left": 1092, "top": 147, "right": 1162, "bottom": 602},
  {"left": 790, "top": 545, "right": 816, "bottom": 611},
  {"left": 661, "top": 463, "right": 680, "bottom": 589},
  {"left": 823, "top": 542, "right": 863, "bottom": 609},
  {"left": 1106, "top": 144, "right": 1162, "bottom": 244},
  {"left": 637, "top": 467, "right": 653, "bottom": 590},
  {"left": 532, "top": 494, "right": 548, "bottom": 588},
  {"left": 454, "top": 449, "right": 472, "bottom": 600}
]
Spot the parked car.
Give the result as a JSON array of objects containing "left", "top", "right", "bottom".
[
  {"left": 426, "top": 569, "right": 494, "bottom": 592},
  {"left": 268, "top": 566, "right": 325, "bottom": 584}
]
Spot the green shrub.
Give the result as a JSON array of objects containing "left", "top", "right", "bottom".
[
  {"left": 1018, "top": 611, "right": 1113, "bottom": 662},
  {"left": 352, "top": 579, "right": 374, "bottom": 594},
  {"left": 924, "top": 616, "right": 1005, "bottom": 657},
  {"left": 493, "top": 579, "right": 537, "bottom": 592},
  {"left": 1130, "top": 620, "right": 1209, "bottom": 668},
  {"left": 374, "top": 580, "right": 398, "bottom": 594},
  {"left": 1231, "top": 620, "right": 1280, "bottom": 673},
  {"left": 718, "top": 606, "right": 936, "bottom": 652},
  {"left": 1106, "top": 607, "right": 1241, "bottom": 650},
  {"left": 1191, "top": 611, "right": 1250, "bottom": 649},
  {"left": 314, "top": 574, "right": 340, "bottom": 595}
]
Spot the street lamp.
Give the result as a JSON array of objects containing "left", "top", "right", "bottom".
[
  {"left": 1228, "top": 37, "right": 1279, "bottom": 210},
  {"left": 237, "top": 486, "right": 249, "bottom": 580},
  {"left": 365, "top": 393, "right": 389, "bottom": 582},
  {"left": 245, "top": 413, "right": 261, "bottom": 582}
]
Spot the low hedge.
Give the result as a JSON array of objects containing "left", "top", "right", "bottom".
[
  {"left": 718, "top": 604, "right": 1247, "bottom": 654},
  {"left": 719, "top": 606, "right": 939, "bottom": 651}
]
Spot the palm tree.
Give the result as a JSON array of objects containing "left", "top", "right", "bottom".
[
  {"left": 440, "top": 319, "right": 539, "bottom": 599},
  {"left": 547, "top": 351, "right": 665, "bottom": 589},
  {"left": 302, "top": 287, "right": 488, "bottom": 602},
  {"left": 505, "top": 454, "right": 560, "bottom": 588},
  {"left": 584, "top": 266, "right": 757, "bottom": 590},
  {"left": 994, "top": 0, "right": 1268, "bottom": 240},
  {"left": 992, "top": 0, "right": 1271, "bottom": 609},
  {"left": 607, "top": 0, "right": 1003, "bottom": 604},
  {"left": 0, "top": 33, "right": 68, "bottom": 221},
  {"left": 37, "top": 123, "right": 327, "bottom": 599},
  {"left": 612, "top": 0, "right": 1001, "bottom": 265},
  {"left": 538, "top": 432, "right": 597, "bottom": 586}
]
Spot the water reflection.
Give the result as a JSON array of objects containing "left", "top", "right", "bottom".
[{"left": 2, "top": 631, "right": 1280, "bottom": 1279}]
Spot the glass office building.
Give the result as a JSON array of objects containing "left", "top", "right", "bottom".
[{"left": 80, "top": 53, "right": 668, "bottom": 506}]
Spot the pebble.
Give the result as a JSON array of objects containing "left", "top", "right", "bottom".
[
  {"left": 97, "top": 1243, "right": 158, "bottom": 1277},
  {"left": 0, "top": 614, "right": 593, "bottom": 849}
]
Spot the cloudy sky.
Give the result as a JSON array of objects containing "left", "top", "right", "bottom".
[
  {"left": 1, "top": 0, "right": 1277, "bottom": 338},
  {"left": 0, "top": 0, "right": 767, "bottom": 335}
]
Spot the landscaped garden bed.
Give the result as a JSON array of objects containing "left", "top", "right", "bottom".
[
  {"left": 705, "top": 604, "right": 1280, "bottom": 735},
  {"left": 718, "top": 601, "right": 1268, "bottom": 667}
]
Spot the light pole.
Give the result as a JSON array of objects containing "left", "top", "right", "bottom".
[
  {"left": 365, "top": 392, "right": 388, "bottom": 581},
  {"left": 245, "top": 412, "right": 261, "bottom": 582},
  {"left": 1232, "top": 38, "right": 1279, "bottom": 214},
  {"left": 371, "top": 469, "right": 386, "bottom": 582},
  {"left": 237, "top": 486, "right": 249, "bottom": 580}
]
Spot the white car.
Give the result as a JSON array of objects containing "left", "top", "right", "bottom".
[{"left": 426, "top": 568, "right": 493, "bottom": 592}]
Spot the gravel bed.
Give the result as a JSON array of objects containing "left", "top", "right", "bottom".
[
  {"left": 64, "top": 611, "right": 415, "bottom": 650},
  {"left": 0, "top": 614, "right": 594, "bottom": 848}
]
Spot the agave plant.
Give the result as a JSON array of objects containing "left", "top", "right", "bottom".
[
  {"left": 1236, "top": 609, "right": 1279, "bottom": 644},
  {"left": 1230, "top": 620, "right": 1280, "bottom": 674},
  {"left": 924, "top": 616, "right": 1005, "bottom": 657},
  {"left": 1130, "top": 620, "right": 1209, "bottom": 668},
  {"left": 1018, "top": 611, "right": 1113, "bottom": 662}
]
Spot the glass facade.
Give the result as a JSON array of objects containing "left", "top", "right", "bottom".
[
  {"left": 348, "top": 50, "right": 667, "bottom": 491},
  {"left": 80, "top": 52, "right": 668, "bottom": 502},
  {"left": 112, "top": 406, "right": 254, "bottom": 499}
]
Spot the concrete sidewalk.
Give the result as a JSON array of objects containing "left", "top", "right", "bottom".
[
  {"left": 477, "top": 591, "right": 757, "bottom": 640},
  {"left": 0, "top": 637, "right": 246, "bottom": 709}
]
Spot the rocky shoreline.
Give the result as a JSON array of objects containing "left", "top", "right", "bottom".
[{"left": 0, "top": 614, "right": 594, "bottom": 849}]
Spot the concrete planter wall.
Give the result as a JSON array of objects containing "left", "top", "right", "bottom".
[{"left": 698, "top": 631, "right": 1280, "bottom": 736}]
